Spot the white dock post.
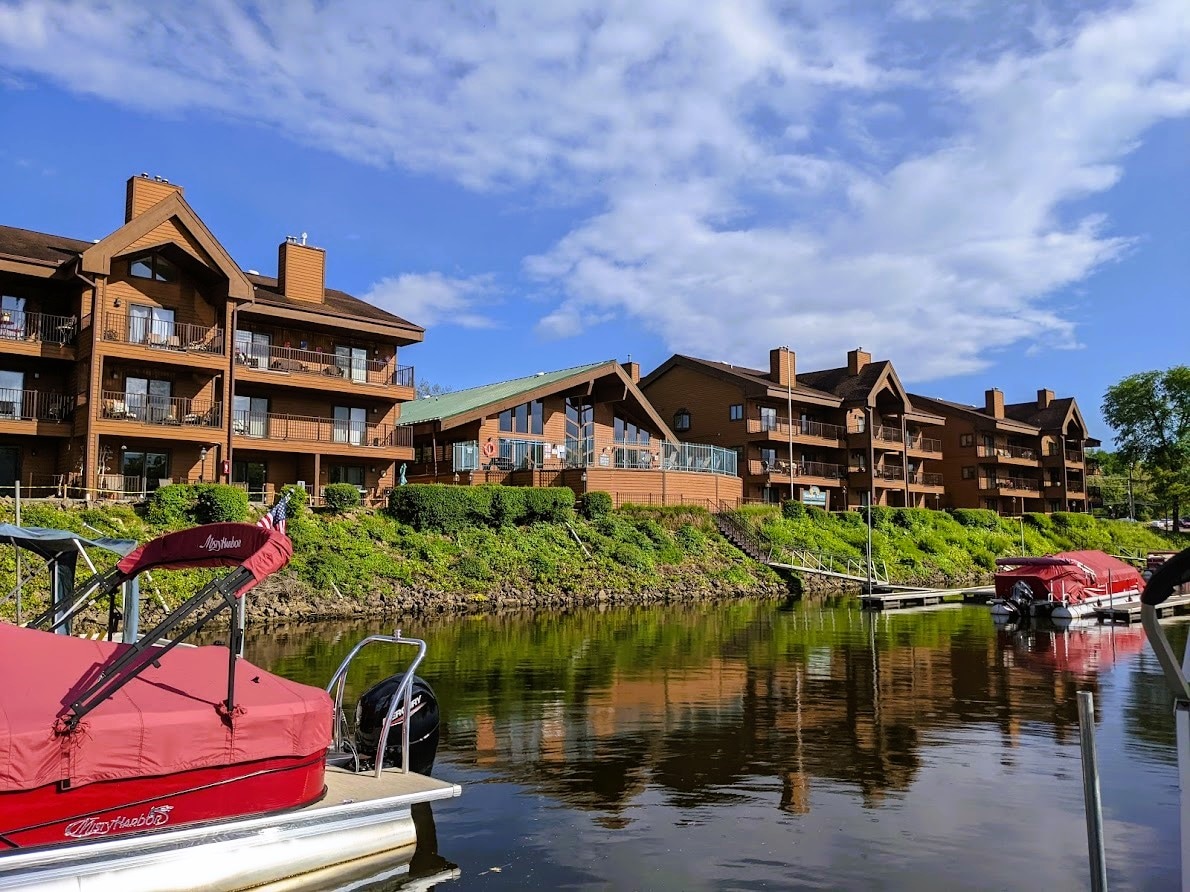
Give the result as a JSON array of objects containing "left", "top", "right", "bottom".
[{"left": 1077, "top": 691, "right": 1109, "bottom": 892}]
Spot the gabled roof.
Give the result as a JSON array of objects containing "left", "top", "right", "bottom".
[
  {"left": 640, "top": 354, "right": 840, "bottom": 404},
  {"left": 245, "top": 273, "right": 422, "bottom": 333},
  {"left": 80, "top": 191, "right": 254, "bottom": 299},
  {"left": 797, "top": 361, "right": 895, "bottom": 404},
  {"left": 0, "top": 224, "right": 92, "bottom": 265},
  {"left": 1004, "top": 397, "right": 1086, "bottom": 433},
  {"left": 399, "top": 360, "right": 676, "bottom": 439},
  {"left": 908, "top": 393, "right": 1042, "bottom": 435}
]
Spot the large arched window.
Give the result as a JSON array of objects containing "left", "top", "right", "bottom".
[{"left": 673, "top": 409, "right": 691, "bottom": 432}]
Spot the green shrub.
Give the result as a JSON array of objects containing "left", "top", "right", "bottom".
[
  {"left": 951, "top": 508, "right": 1000, "bottom": 530},
  {"left": 388, "top": 484, "right": 574, "bottom": 532},
  {"left": 523, "top": 486, "right": 575, "bottom": 523},
  {"left": 146, "top": 484, "right": 196, "bottom": 527},
  {"left": 610, "top": 541, "right": 653, "bottom": 571},
  {"left": 782, "top": 500, "right": 807, "bottom": 520},
  {"left": 581, "top": 491, "right": 613, "bottom": 519},
  {"left": 807, "top": 506, "right": 828, "bottom": 521},
  {"left": 193, "top": 485, "right": 249, "bottom": 524},
  {"left": 675, "top": 523, "right": 706, "bottom": 554},
  {"left": 388, "top": 485, "right": 474, "bottom": 533},
  {"left": 278, "top": 484, "right": 309, "bottom": 514},
  {"left": 489, "top": 487, "right": 527, "bottom": 527},
  {"left": 454, "top": 553, "right": 493, "bottom": 582},
  {"left": 322, "top": 483, "right": 361, "bottom": 514}
]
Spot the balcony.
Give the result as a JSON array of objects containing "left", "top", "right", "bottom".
[
  {"left": 746, "top": 417, "right": 846, "bottom": 443},
  {"left": 454, "top": 437, "right": 738, "bottom": 477},
  {"left": 103, "top": 313, "right": 224, "bottom": 358},
  {"left": 905, "top": 433, "right": 942, "bottom": 455},
  {"left": 908, "top": 471, "right": 945, "bottom": 488},
  {"left": 99, "top": 391, "right": 222, "bottom": 429},
  {"left": 233, "top": 411, "right": 413, "bottom": 449},
  {"left": 0, "top": 311, "right": 78, "bottom": 346},
  {"left": 873, "top": 465, "right": 905, "bottom": 482},
  {"left": 0, "top": 388, "right": 74, "bottom": 425},
  {"left": 978, "top": 443, "right": 1039, "bottom": 464},
  {"left": 980, "top": 476, "right": 1041, "bottom": 494},
  {"left": 234, "top": 344, "right": 414, "bottom": 390},
  {"left": 747, "top": 459, "right": 844, "bottom": 480}
]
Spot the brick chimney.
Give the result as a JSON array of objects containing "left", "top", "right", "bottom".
[
  {"left": 847, "top": 348, "right": 871, "bottom": 376},
  {"left": 277, "top": 235, "right": 326, "bottom": 304},
  {"left": 985, "top": 388, "right": 1005, "bottom": 418},
  {"left": 769, "top": 347, "right": 795, "bottom": 388},
  {"left": 623, "top": 361, "right": 640, "bottom": 383},
  {"left": 1037, "top": 388, "right": 1054, "bottom": 409},
  {"left": 125, "top": 173, "right": 183, "bottom": 222}
]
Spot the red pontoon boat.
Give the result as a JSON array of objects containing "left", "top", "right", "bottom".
[
  {"left": 990, "top": 550, "right": 1144, "bottom": 620},
  {"left": 0, "top": 522, "right": 458, "bottom": 891}
]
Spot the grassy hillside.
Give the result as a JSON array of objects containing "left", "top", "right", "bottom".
[{"left": 739, "top": 504, "right": 1188, "bottom": 586}]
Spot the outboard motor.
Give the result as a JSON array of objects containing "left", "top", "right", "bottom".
[
  {"left": 1007, "top": 579, "right": 1034, "bottom": 617},
  {"left": 355, "top": 674, "right": 440, "bottom": 775}
]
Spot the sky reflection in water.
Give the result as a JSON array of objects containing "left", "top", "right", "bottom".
[{"left": 241, "top": 601, "right": 1185, "bottom": 891}]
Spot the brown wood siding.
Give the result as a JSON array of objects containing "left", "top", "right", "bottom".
[
  {"left": 123, "top": 219, "right": 216, "bottom": 268},
  {"left": 277, "top": 242, "right": 325, "bottom": 303},
  {"left": 103, "top": 267, "right": 223, "bottom": 332},
  {"left": 641, "top": 365, "right": 745, "bottom": 448}
]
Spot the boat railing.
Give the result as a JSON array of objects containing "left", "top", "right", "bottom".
[{"left": 325, "top": 630, "right": 428, "bottom": 777}]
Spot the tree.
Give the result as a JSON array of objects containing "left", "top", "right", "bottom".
[
  {"left": 1102, "top": 367, "right": 1190, "bottom": 532},
  {"left": 415, "top": 380, "right": 452, "bottom": 399}
]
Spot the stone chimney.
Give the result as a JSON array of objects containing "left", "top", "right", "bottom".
[
  {"left": 1037, "top": 389, "right": 1054, "bottom": 410},
  {"left": 985, "top": 388, "right": 1005, "bottom": 418},
  {"left": 125, "top": 173, "right": 183, "bottom": 222},
  {"left": 623, "top": 361, "right": 640, "bottom": 383},
  {"left": 847, "top": 348, "right": 871, "bottom": 376},
  {"left": 769, "top": 347, "right": 795, "bottom": 388},
  {"left": 277, "top": 235, "right": 326, "bottom": 304}
]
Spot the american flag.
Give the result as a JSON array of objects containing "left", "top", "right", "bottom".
[{"left": 257, "top": 492, "right": 292, "bottom": 536}]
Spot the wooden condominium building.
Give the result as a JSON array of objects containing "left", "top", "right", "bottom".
[
  {"left": 641, "top": 348, "right": 946, "bottom": 510},
  {"left": 397, "top": 360, "right": 743, "bottom": 508},
  {"left": 908, "top": 389, "right": 1095, "bottom": 514},
  {"left": 0, "top": 174, "right": 423, "bottom": 503}
]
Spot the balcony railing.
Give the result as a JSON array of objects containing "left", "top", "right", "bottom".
[
  {"left": 747, "top": 459, "right": 844, "bottom": 479},
  {"left": 233, "top": 411, "right": 412, "bottom": 448},
  {"left": 872, "top": 425, "right": 904, "bottom": 444},
  {"left": 874, "top": 465, "right": 905, "bottom": 481},
  {"left": 908, "top": 471, "right": 944, "bottom": 487},
  {"left": 0, "top": 310, "right": 78, "bottom": 345},
  {"left": 747, "top": 417, "right": 846, "bottom": 441},
  {"left": 0, "top": 388, "right": 74, "bottom": 422},
  {"left": 453, "top": 437, "right": 737, "bottom": 477},
  {"left": 104, "top": 313, "right": 224, "bottom": 354},
  {"left": 235, "top": 343, "right": 413, "bottom": 389},
  {"left": 100, "top": 391, "right": 222, "bottom": 428},
  {"left": 1066, "top": 449, "right": 1083, "bottom": 463},
  {"left": 980, "top": 477, "right": 1041, "bottom": 493},
  {"left": 906, "top": 434, "right": 942, "bottom": 454},
  {"left": 978, "top": 443, "right": 1038, "bottom": 461}
]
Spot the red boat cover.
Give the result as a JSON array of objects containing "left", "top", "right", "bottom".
[
  {"left": 0, "top": 624, "right": 331, "bottom": 793},
  {"left": 116, "top": 523, "right": 292, "bottom": 598},
  {"left": 994, "top": 550, "right": 1144, "bottom": 604}
]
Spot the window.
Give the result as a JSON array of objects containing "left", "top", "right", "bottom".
[
  {"left": 729, "top": 404, "right": 743, "bottom": 421},
  {"left": 673, "top": 409, "right": 691, "bottom": 432},
  {"left": 760, "top": 407, "right": 777, "bottom": 431},
  {"left": 329, "top": 465, "right": 365, "bottom": 487},
  {"left": 499, "top": 400, "right": 544, "bottom": 435},
  {"left": 1049, "top": 500, "right": 1061, "bottom": 513},
  {"left": 959, "top": 433, "right": 974, "bottom": 447},
  {"left": 235, "top": 330, "right": 271, "bottom": 367},
  {"left": 961, "top": 466, "right": 976, "bottom": 480},
  {"left": 121, "top": 450, "right": 170, "bottom": 493},
  {"left": 983, "top": 499, "right": 998, "bottom": 511},
  {"left": 335, "top": 345, "right": 368, "bottom": 383},
  {"left": 0, "top": 295, "right": 26, "bottom": 338},
  {"left": 233, "top": 461, "right": 268, "bottom": 502},
  {"left": 124, "top": 376, "right": 172, "bottom": 423},
  {"left": 234, "top": 395, "right": 269, "bottom": 438},
  {"left": 760, "top": 447, "right": 777, "bottom": 469},
  {"left": 129, "top": 253, "right": 178, "bottom": 283},
  {"left": 614, "top": 415, "right": 650, "bottom": 444}
]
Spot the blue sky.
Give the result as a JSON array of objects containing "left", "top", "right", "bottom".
[{"left": 1, "top": 0, "right": 1187, "bottom": 443}]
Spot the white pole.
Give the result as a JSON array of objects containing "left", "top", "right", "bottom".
[
  {"left": 14, "top": 480, "right": 20, "bottom": 625},
  {"left": 786, "top": 347, "right": 795, "bottom": 503},
  {"left": 866, "top": 491, "right": 874, "bottom": 594},
  {"left": 1077, "top": 691, "right": 1108, "bottom": 892}
]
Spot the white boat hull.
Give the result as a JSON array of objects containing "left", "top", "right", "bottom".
[{"left": 0, "top": 770, "right": 460, "bottom": 892}]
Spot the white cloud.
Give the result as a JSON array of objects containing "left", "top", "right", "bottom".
[
  {"left": 361, "top": 272, "right": 499, "bottom": 330},
  {"left": 0, "top": 0, "right": 1187, "bottom": 379}
]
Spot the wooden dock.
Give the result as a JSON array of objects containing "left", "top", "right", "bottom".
[
  {"left": 860, "top": 588, "right": 974, "bottom": 611},
  {"left": 1094, "top": 594, "right": 1190, "bottom": 625}
]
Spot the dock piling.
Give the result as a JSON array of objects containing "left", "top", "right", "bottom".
[{"left": 1077, "top": 690, "right": 1109, "bottom": 892}]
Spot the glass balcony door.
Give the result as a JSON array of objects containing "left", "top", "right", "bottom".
[
  {"left": 234, "top": 395, "right": 269, "bottom": 438},
  {"left": 121, "top": 450, "right": 170, "bottom": 495},
  {"left": 333, "top": 406, "right": 367, "bottom": 445},
  {"left": 235, "top": 330, "right": 271, "bottom": 368},
  {"left": 0, "top": 370, "right": 23, "bottom": 419},
  {"left": 336, "top": 346, "right": 368, "bottom": 383},
  {"left": 125, "top": 377, "right": 172, "bottom": 423},
  {"left": 128, "top": 304, "right": 176, "bottom": 347}
]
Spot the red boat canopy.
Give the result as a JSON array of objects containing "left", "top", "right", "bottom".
[
  {"left": 994, "top": 550, "right": 1144, "bottom": 604},
  {"left": 0, "top": 624, "right": 330, "bottom": 793},
  {"left": 116, "top": 522, "right": 292, "bottom": 597}
]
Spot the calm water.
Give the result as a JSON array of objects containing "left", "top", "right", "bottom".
[{"left": 240, "top": 599, "right": 1186, "bottom": 891}]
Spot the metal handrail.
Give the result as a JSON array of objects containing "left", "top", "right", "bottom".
[{"left": 324, "top": 630, "right": 428, "bottom": 777}]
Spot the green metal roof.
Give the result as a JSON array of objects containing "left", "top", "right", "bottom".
[{"left": 396, "top": 361, "right": 613, "bottom": 426}]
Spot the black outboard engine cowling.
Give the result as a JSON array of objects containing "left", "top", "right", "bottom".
[{"left": 355, "top": 675, "right": 440, "bottom": 775}]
